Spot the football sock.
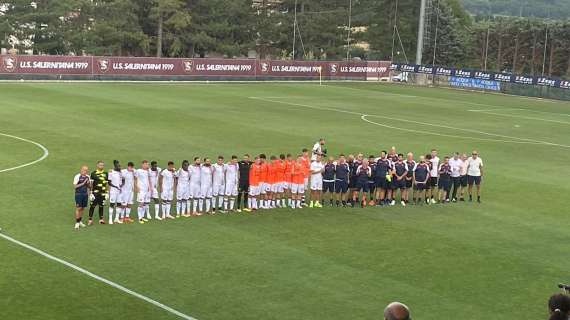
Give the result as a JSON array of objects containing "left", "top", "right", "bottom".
[
  {"left": 155, "top": 204, "right": 160, "bottom": 217},
  {"left": 98, "top": 206, "right": 104, "bottom": 219},
  {"left": 206, "top": 198, "right": 211, "bottom": 212},
  {"left": 108, "top": 207, "right": 114, "bottom": 221},
  {"left": 230, "top": 198, "right": 235, "bottom": 210},
  {"left": 76, "top": 217, "right": 82, "bottom": 223}
]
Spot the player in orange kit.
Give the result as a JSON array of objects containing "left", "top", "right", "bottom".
[
  {"left": 290, "top": 155, "right": 306, "bottom": 209},
  {"left": 259, "top": 154, "right": 270, "bottom": 209},
  {"left": 245, "top": 156, "right": 262, "bottom": 212},
  {"left": 300, "top": 148, "right": 311, "bottom": 206},
  {"left": 283, "top": 154, "right": 294, "bottom": 207},
  {"left": 273, "top": 154, "right": 287, "bottom": 208}
]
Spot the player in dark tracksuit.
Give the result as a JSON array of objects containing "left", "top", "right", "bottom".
[
  {"left": 413, "top": 157, "right": 430, "bottom": 205},
  {"left": 322, "top": 157, "right": 336, "bottom": 206},
  {"left": 353, "top": 160, "right": 372, "bottom": 208},
  {"left": 334, "top": 155, "right": 350, "bottom": 207},
  {"left": 237, "top": 154, "right": 252, "bottom": 211},
  {"left": 367, "top": 155, "right": 376, "bottom": 204},
  {"left": 404, "top": 154, "right": 417, "bottom": 204},
  {"left": 347, "top": 155, "right": 360, "bottom": 205},
  {"left": 374, "top": 152, "right": 391, "bottom": 206},
  {"left": 392, "top": 154, "right": 408, "bottom": 206},
  {"left": 437, "top": 156, "right": 452, "bottom": 203}
]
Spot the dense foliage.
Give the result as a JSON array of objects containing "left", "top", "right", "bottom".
[{"left": 1, "top": 0, "right": 569, "bottom": 77}]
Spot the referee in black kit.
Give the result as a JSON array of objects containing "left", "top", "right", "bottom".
[
  {"left": 88, "top": 160, "right": 108, "bottom": 225},
  {"left": 236, "top": 154, "right": 252, "bottom": 212}
]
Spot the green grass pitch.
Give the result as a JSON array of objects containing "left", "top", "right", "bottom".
[{"left": 0, "top": 81, "right": 569, "bottom": 320}]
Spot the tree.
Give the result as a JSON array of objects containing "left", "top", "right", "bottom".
[{"left": 147, "top": 0, "right": 191, "bottom": 57}]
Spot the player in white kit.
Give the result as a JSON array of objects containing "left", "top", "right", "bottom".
[
  {"left": 309, "top": 155, "right": 324, "bottom": 208},
  {"left": 159, "top": 161, "right": 176, "bottom": 219},
  {"left": 149, "top": 161, "right": 162, "bottom": 220},
  {"left": 189, "top": 157, "right": 202, "bottom": 216},
  {"left": 120, "top": 162, "right": 135, "bottom": 223},
  {"left": 175, "top": 160, "right": 190, "bottom": 218},
  {"left": 107, "top": 160, "right": 124, "bottom": 224},
  {"left": 134, "top": 160, "right": 151, "bottom": 224},
  {"left": 224, "top": 155, "right": 239, "bottom": 212},
  {"left": 200, "top": 158, "right": 214, "bottom": 214},
  {"left": 212, "top": 156, "right": 226, "bottom": 213}
]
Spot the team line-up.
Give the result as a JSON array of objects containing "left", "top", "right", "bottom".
[{"left": 72, "top": 140, "right": 484, "bottom": 229}]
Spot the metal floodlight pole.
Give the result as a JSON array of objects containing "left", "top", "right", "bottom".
[
  {"left": 346, "top": 0, "right": 353, "bottom": 61},
  {"left": 484, "top": 25, "right": 490, "bottom": 70},
  {"left": 431, "top": 0, "right": 440, "bottom": 66},
  {"left": 542, "top": 24, "right": 548, "bottom": 76},
  {"left": 292, "top": 0, "right": 298, "bottom": 60},
  {"left": 390, "top": 0, "right": 400, "bottom": 62},
  {"left": 416, "top": 0, "right": 427, "bottom": 65}
]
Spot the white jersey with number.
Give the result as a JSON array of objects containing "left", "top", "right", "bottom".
[
  {"left": 213, "top": 163, "right": 225, "bottom": 186},
  {"left": 135, "top": 169, "right": 151, "bottom": 193},
  {"left": 448, "top": 158, "right": 462, "bottom": 178},
  {"left": 189, "top": 165, "right": 202, "bottom": 186},
  {"left": 225, "top": 162, "right": 239, "bottom": 196},
  {"left": 310, "top": 161, "right": 324, "bottom": 183},
  {"left": 200, "top": 165, "right": 214, "bottom": 198},
  {"left": 176, "top": 169, "right": 190, "bottom": 188},
  {"left": 311, "top": 142, "right": 322, "bottom": 161},
  {"left": 149, "top": 167, "right": 161, "bottom": 190},
  {"left": 108, "top": 170, "right": 122, "bottom": 203}
]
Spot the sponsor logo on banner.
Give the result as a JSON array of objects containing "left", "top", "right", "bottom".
[
  {"left": 401, "top": 64, "right": 417, "bottom": 72},
  {"left": 449, "top": 76, "right": 500, "bottom": 91},
  {"left": 260, "top": 62, "right": 270, "bottom": 73},
  {"left": 98, "top": 59, "right": 110, "bottom": 73},
  {"left": 514, "top": 75, "right": 534, "bottom": 85},
  {"left": 560, "top": 80, "right": 570, "bottom": 89},
  {"left": 418, "top": 65, "right": 433, "bottom": 74},
  {"left": 183, "top": 60, "right": 193, "bottom": 73},
  {"left": 536, "top": 77, "right": 557, "bottom": 87},
  {"left": 435, "top": 67, "right": 452, "bottom": 76},
  {"left": 389, "top": 63, "right": 400, "bottom": 70},
  {"left": 474, "top": 71, "right": 492, "bottom": 80},
  {"left": 455, "top": 69, "right": 472, "bottom": 78},
  {"left": 495, "top": 73, "right": 513, "bottom": 82},
  {"left": 2, "top": 56, "right": 17, "bottom": 72},
  {"left": 330, "top": 63, "right": 338, "bottom": 74}
]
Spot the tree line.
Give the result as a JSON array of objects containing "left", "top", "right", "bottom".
[{"left": 1, "top": 0, "right": 569, "bottom": 77}]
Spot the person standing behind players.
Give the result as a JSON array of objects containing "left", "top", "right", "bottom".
[
  {"left": 189, "top": 157, "right": 202, "bottom": 216},
  {"left": 159, "top": 161, "right": 176, "bottom": 219},
  {"left": 413, "top": 156, "right": 430, "bottom": 205},
  {"left": 224, "top": 155, "right": 239, "bottom": 212},
  {"left": 212, "top": 156, "right": 226, "bottom": 213},
  {"left": 448, "top": 152, "right": 462, "bottom": 202},
  {"left": 73, "top": 165, "right": 90, "bottom": 230},
  {"left": 392, "top": 154, "right": 408, "bottom": 206},
  {"left": 322, "top": 156, "right": 336, "bottom": 206},
  {"left": 120, "top": 162, "right": 135, "bottom": 223},
  {"left": 237, "top": 154, "right": 251, "bottom": 212},
  {"left": 311, "top": 138, "right": 326, "bottom": 161},
  {"left": 134, "top": 160, "right": 151, "bottom": 224},
  {"left": 200, "top": 158, "right": 214, "bottom": 214},
  {"left": 107, "top": 160, "right": 123, "bottom": 224},
  {"left": 437, "top": 156, "right": 452, "bottom": 203},
  {"left": 246, "top": 156, "right": 262, "bottom": 212},
  {"left": 149, "top": 161, "right": 162, "bottom": 220},
  {"left": 428, "top": 149, "right": 440, "bottom": 204},
  {"left": 175, "top": 160, "right": 190, "bottom": 218},
  {"left": 466, "top": 150, "right": 484, "bottom": 203},
  {"left": 309, "top": 154, "right": 324, "bottom": 208},
  {"left": 334, "top": 154, "right": 350, "bottom": 207},
  {"left": 88, "top": 160, "right": 108, "bottom": 225},
  {"left": 404, "top": 153, "right": 416, "bottom": 204},
  {"left": 353, "top": 159, "right": 372, "bottom": 208}
]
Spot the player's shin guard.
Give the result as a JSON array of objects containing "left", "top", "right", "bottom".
[
  {"left": 186, "top": 200, "right": 191, "bottom": 214},
  {"left": 230, "top": 197, "right": 235, "bottom": 211},
  {"left": 145, "top": 204, "right": 151, "bottom": 219},
  {"left": 206, "top": 198, "right": 212, "bottom": 212},
  {"left": 154, "top": 203, "right": 160, "bottom": 218},
  {"left": 108, "top": 206, "right": 114, "bottom": 224}
]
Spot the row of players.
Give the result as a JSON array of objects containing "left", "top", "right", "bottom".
[{"left": 72, "top": 148, "right": 484, "bottom": 229}]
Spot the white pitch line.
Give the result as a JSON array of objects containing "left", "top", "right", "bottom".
[
  {"left": 0, "top": 132, "right": 49, "bottom": 173},
  {"left": 467, "top": 110, "right": 570, "bottom": 125},
  {"left": 0, "top": 133, "right": 197, "bottom": 320},
  {"left": 0, "top": 232, "right": 197, "bottom": 320},
  {"left": 250, "top": 96, "right": 570, "bottom": 148},
  {"left": 468, "top": 108, "right": 524, "bottom": 112}
]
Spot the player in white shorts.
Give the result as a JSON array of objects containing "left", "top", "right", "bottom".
[
  {"left": 120, "top": 162, "right": 135, "bottom": 223},
  {"left": 290, "top": 155, "right": 306, "bottom": 209},
  {"left": 149, "top": 161, "right": 162, "bottom": 220},
  {"left": 159, "top": 161, "right": 176, "bottom": 219},
  {"left": 189, "top": 157, "right": 202, "bottom": 215},
  {"left": 309, "top": 154, "right": 324, "bottom": 208},
  {"left": 200, "top": 158, "right": 214, "bottom": 214},
  {"left": 134, "top": 160, "right": 151, "bottom": 224},
  {"left": 224, "top": 155, "right": 239, "bottom": 212},
  {"left": 107, "top": 160, "right": 124, "bottom": 224},
  {"left": 175, "top": 160, "right": 190, "bottom": 217},
  {"left": 212, "top": 156, "right": 226, "bottom": 213}
]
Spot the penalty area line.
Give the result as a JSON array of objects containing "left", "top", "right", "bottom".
[
  {"left": 0, "top": 132, "right": 49, "bottom": 173},
  {"left": 0, "top": 232, "right": 198, "bottom": 320}
]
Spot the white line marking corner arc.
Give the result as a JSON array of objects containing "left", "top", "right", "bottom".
[{"left": 0, "top": 132, "right": 49, "bottom": 173}]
